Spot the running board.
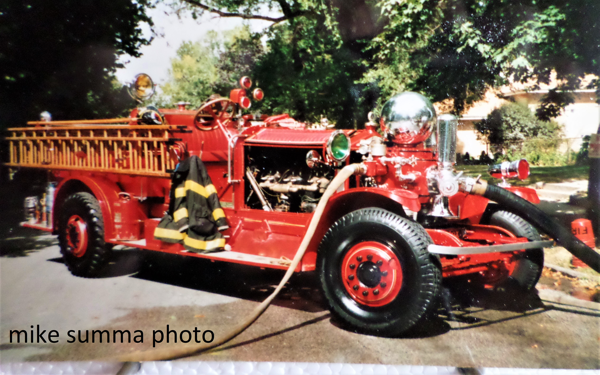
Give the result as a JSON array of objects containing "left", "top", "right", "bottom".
[
  {"left": 428, "top": 240, "right": 555, "bottom": 255},
  {"left": 117, "top": 239, "right": 293, "bottom": 270}
]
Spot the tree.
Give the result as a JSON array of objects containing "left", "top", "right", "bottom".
[
  {"left": 156, "top": 26, "right": 264, "bottom": 107},
  {"left": 370, "top": 0, "right": 599, "bottom": 116},
  {"left": 253, "top": 16, "right": 368, "bottom": 127},
  {"left": 166, "top": 0, "right": 384, "bottom": 126},
  {"left": 162, "top": 0, "right": 599, "bottom": 123},
  {"left": 157, "top": 34, "right": 222, "bottom": 107},
  {"left": 0, "top": 0, "right": 154, "bottom": 129},
  {"left": 475, "top": 101, "right": 562, "bottom": 157}
]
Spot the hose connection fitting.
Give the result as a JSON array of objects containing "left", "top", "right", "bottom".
[{"left": 460, "top": 176, "right": 488, "bottom": 196}]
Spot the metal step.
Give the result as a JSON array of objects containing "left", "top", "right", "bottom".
[{"left": 118, "top": 239, "right": 292, "bottom": 270}]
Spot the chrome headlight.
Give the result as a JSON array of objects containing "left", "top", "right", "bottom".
[
  {"left": 129, "top": 73, "right": 155, "bottom": 101},
  {"left": 380, "top": 92, "right": 436, "bottom": 145},
  {"left": 327, "top": 130, "right": 350, "bottom": 162}
]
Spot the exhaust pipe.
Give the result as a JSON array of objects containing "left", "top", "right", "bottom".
[{"left": 465, "top": 179, "right": 600, "bottom": 272}]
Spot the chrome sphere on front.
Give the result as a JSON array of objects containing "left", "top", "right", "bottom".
[{"left": 380, "top": 92, "right": 436, "bottom": 145}]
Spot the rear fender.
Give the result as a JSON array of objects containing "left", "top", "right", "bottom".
[
  {"left": 53, "top": 176, "right": 121, "bottom": 239},
  {"left": 450, "top": 186, "right": 540, "bottom": 224},
  {"left": 302, "top": 188, "right": 420, "bottom": 270},
  {"left": 505, "top": 186, "right": 540, "bottom": 204}
]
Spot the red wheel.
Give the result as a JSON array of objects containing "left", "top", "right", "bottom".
[
  {"left": 193, "top": 98, "right": 233, "bottom": 130},
  {"left": 65, "top": 215, "right": 88, "bottom": 258},
  {"left": 58, "top": 192, "right": 111, "bottom": 277},
  {"left": 476, "top": 259, "right": 518, "bottom": 289},
  {"left": 341, "top": 241, "right": 403, "bottom": 307},
  {"left": 473, "top": 210, "right": 544, "bottom": 291},
  {"left": 318, "top": 208, "right": 441, "bottom": 336}
]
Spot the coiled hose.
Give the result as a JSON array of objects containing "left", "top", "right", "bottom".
[
  {"left": 472, "top": 180, "right": 600, "bottom": 272},
  {"left": 116, "top": 164, "right": 361, "bottom": 362}
]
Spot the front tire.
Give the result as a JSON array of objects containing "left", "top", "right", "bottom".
[
  {"left": 477, "top": 210, "right": 544, "bottom": 291},
  {"left": 58, "top": 192, "right": 111, "bottom": 277},
  {"left": 317, "top": 208, "right": 441, "bottom": 336}
]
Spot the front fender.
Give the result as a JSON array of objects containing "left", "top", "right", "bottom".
[
  {"left": 54, "top": 176, "right": 121, "bottom": 239},
  {"left": 302, "top": 188, "right": 420, "bottom": 271}
]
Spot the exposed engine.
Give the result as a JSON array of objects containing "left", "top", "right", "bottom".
[{"left": 245, "top": 146, "right": 334, "bottom": 213}]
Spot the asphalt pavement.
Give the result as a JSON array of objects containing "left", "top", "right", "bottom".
[
  {"left": 1, "top": 179, "right": 599, "bottom": 369},
  {"left": 1, "top": 228, "right": 599, "bottom": 368}
]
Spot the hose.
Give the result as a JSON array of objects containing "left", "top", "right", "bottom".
[
  {"left": 470, "top": 180, "right": 600, "bottom": 273},
  {"left": 116, "top": 164, "right": 362, "bottom": 362}
]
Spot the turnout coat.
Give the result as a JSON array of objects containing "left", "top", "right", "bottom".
[{"left": 154, "top": 155, "right": 228, "bottom": 252}]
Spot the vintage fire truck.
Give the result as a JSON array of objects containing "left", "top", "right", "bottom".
[{"left": 5, "top": 74, "right": 562, "bottom": 336}]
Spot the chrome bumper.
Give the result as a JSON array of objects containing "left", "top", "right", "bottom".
[{"left": 428, "top": 240, "right": 555, "bottom": 255}]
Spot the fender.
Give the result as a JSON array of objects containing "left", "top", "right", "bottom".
[
  {"left": 302, "top": 187, "right": 420, "bottom": 271},
  {"left": 53, "top": 175, "right": 122, "bottom": 240},
  {"left": 505, "top": 186, "right": 540, "bottom": 204},
  {"left": 450, "top": 186, "right": 540, "bottom": 224}
]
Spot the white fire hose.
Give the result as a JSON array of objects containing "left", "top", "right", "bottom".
[{"left": 116, "top": 164, "right": 362, "bottom": 362}]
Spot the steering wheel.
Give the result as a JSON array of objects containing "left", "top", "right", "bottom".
[{"left": 194, "top": 98, "right": 234, "bottom": 130}]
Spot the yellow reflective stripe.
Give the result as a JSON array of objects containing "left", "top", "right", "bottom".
[
  {"left": 184, "top": 236, "right": 226, "bottom": 251},
  {"left": 154, "top": 227, "right": 186, "bottom": 240},
  {"left": 184, "top": 181, "right": 218, "bottom": 198},
  {"left": 205, "top": 184, "right": 217, "bottom": 196},
  {"left": 185, "top": 180, "right": 208, "bottom": 198},
  {"left": 212, "top": 208, "right": 225, "bottom": 221},
  {"left": 174, "top": 207, "right": 188, "bottom": 222},
  {"left": 175, "top": 187, "right": 185, "bottom": 198}
]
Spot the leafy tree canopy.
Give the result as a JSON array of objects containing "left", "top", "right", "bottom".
[
  {"left": 0, "top": 0, "right": 155, "bottom": 128},
  {"left": 371, "top": 0, "right": 599, "bottom": 115},
  {"left": 160, "top": 0, "right": 600, "bottom": 125},
  {"left": 156, "top": 26, "right": 264, "bottom": 107}
]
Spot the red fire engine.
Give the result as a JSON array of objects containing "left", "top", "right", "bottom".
[{"left": 5, "top": 74, "right": 560, "bottom": 336}]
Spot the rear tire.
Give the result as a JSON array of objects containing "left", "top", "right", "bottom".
[
  {"left": 58, "top": 192, "right": 111, "bottom": 277},
  {"left": 317, "top": 208, "right": 441, "bottom": 336},
  {"left": 477, "top": 210, "right": 544, "bottom": 291}
]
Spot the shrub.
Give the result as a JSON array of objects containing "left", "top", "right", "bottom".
[
  {"left": 576, "top": 135, "right": 591, "bottom": 166},
  {"left": 476, "top": 102, "right": 566, "bottom": 166}
]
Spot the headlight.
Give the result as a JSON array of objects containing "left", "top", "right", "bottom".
[
  {"left": 327, "top": 130, "right": 350, "bottom": 162},
  {"left": 129, "top": 73, "right": 155, "bottom": 101}
]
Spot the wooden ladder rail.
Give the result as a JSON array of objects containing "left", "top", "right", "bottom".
[{"left": 5, "top": 125, "right": 181, "bottom": 177}]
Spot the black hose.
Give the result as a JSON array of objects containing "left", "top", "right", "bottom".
[{"left": 483, "top": 184, "right": 600, "bottom": 273}]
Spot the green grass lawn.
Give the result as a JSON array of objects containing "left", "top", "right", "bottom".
[{"left": 456, "top": 164, "right": 590, "bottom": 186}]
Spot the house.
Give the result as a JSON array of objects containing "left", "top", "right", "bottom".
[{"left": 451, "top": 75, "right": 600, "bottom": 157}]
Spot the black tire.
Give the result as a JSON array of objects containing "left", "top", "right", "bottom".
[
  {"left": 478, "top": 210, "right": 544, "bottom": 291},
  {"left": 317, "top": 208, "right": 441, "bottom": 336},
  {"left": 58, "top": 192, "right": 111, "bottom": 277}
]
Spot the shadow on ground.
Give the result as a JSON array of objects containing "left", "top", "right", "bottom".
[
  {"left": 133, "top": 251, "right": 326, "bottom": 313},
  {"left": 0, "top": 234, "right": 58, "bottom": 257}
]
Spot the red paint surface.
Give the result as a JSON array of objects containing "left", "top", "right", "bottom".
[{"left": 19, "top": 107, "right": 541, "bottom": 279}]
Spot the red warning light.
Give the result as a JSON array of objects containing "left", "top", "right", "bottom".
[
  {"left": 240, "top": 76, "right": 252, "bottom": 89},
  {"left": 253, "top": 88, "right": 264, "bottom": 101},
  {"left": 240, "top": 96, "right": 252, "bottom": 109}
]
